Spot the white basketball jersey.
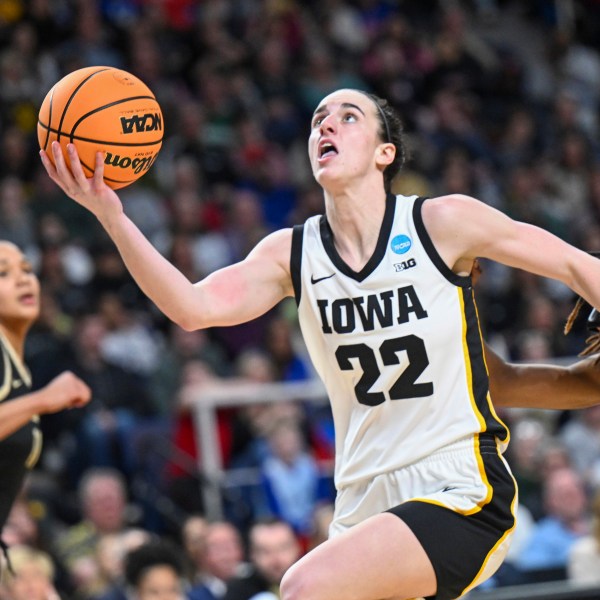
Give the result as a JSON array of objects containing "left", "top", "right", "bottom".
[{"left": 290, "top": 194, "right": 509, "bottom": 489}]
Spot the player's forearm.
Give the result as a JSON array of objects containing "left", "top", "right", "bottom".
[
  {"left": 98, "top": 211, "right": 201, "bottom": 329},
  {"left": 0, "top": 394, "right": 44, "bottom": 440},
  {"left": 491, "top": 359, "right": 600, "bottom": 409},
  {"left": 563, "top": 356, "right": 600, "bottom": 407}
]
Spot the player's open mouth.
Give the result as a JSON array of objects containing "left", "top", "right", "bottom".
[
  {"left": 318, "top": 140, "right": 338, "bottom": 161},
  {"left": 18, "top": 294, "right": 36, "bottom": 305}
]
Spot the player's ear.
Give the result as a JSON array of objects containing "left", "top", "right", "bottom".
[{"left": 376, "top": 142, "right": 396, "bottom": 167}]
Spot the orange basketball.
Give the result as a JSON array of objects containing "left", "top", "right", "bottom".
[{"left": 38, "top": 66, "right": 163, "bottom": 189}]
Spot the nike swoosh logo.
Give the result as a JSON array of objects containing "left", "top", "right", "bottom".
[{"left": 311, "top": 273, "right": 335, "bottom": 284}]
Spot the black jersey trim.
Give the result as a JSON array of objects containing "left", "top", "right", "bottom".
[
  {"left": 319, "top": 192, "right": 397, "bottom": 282},
  {"left": 291, "top": 224, "right": 304, "bottom": 305},
  {"left": 461, "top": 288, "right": 509, "bottom": 444},
  {"left": 413, "top": 197, "right": 471, "bottom": 288}
]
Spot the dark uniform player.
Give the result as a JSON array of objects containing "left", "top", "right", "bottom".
[
  {"left": 0, "top": 330, "right": 41, "bottom": 531},
  {"left": 0, "top": 241, "right": 90, "bottom": 538}
]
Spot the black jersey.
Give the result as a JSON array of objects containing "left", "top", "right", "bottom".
[{"left": 0, "top": 331, "right": 41, "bottom": 530}]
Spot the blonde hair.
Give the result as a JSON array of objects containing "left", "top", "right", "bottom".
[{"left": 4, "top": 545, "right": 55, "bottom": 583}]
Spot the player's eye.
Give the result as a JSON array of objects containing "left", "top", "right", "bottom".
[
  {"left": 342, "top": 112, "right": 358, "bottom": 122},
  {"left": 312, "top": 115, "right": 325, "bottom": 127}
]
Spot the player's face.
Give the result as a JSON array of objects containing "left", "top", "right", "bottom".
[
  {"left": 308, "top": 89, "right": 385, "bottom": 192},
  {"left": 0, "top": 242, "right": 40, "bottom": 326}
]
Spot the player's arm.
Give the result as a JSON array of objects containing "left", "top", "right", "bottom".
[
  {"left": 485, "top": 342, "right": 600, "bottom": 409},
  {"left": 422, "top": 194, "right": 600, "bottom": 310},
  {"left": 0, "top": 372, "right": 91, "bottom": 440},
  {"left": 40, "top": 143, "right": 293, "bottom": 330}
]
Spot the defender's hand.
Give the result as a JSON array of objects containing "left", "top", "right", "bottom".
[{"left": 37, "top": 371, "right": 91, "bottom": 414}]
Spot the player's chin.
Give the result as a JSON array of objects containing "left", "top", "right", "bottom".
[
  {"left": 314, "top": 167, "right": 343, "bottom": 191},
  {"left": 18, "top": 304, "right": 40, "bottom": 321}
]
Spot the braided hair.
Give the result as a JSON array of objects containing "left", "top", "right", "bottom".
[{"left": 564, "top": 251, "right": 600, "bottom": 362}]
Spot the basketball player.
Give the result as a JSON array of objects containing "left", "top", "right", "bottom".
[
  {"left": 0, "top": 241, "right": 91, "bottom": 533},
  {"left": 40, "top": 88, "right": 600, "bottom": 600}
]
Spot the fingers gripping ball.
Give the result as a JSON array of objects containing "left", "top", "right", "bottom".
[{"left": 37, "top": 66, "right": 163, "bottom": 189}]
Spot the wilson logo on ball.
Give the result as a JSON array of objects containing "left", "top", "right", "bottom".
[
  {"left": 120, "top": 113, "right": 162, "bottom": 134},
  {"left": 105, "top": 153, "right": 158, "bottom": 173}
]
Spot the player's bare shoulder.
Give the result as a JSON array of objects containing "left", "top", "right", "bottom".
[
  {"left": 422, "top": 193, "right": 478, "bottom": 225},
  {"left": 420, "top": 194, "right": 485, "bottom": 273},
  {"left": 248, "top": 228, "right": 295, "bottom": 296}
]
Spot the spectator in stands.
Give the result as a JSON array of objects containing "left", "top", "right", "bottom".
[
  {"left": 263, "top": 316, "right": 312, "bottom": 382},
  {"left": 93, "top": 528, "right": 152, "bottom": 600},
  {"left": 166, "top": 358, "right": 226, "bottom": 515},
  {"left": 0, "top": 177, "right": 37, "bottom": 254},
  {"left": 55, "top": 468, "right": 130, "bottom": 598},
  {"left": 223, "top": 518, "right": 301, "bottom": 600},
  {"left": 181, "top": 515, "right": 209, "bottom": 582},
  {"left": 568, "top": 487, "right": 600, "bottom": 585},
  {"left": 513, "top": 467, "right": 589, "bottom": 581},
  {"left": 122, "top": 539, "right": 189, "bottom": 600},
  {"left": 96, "top": 291, "right": 163, "bottom": 378},
  {"left": 257, "top": 420, "right": 320, "bottom": 538},
  {"left": 504, "top": 418, "right": 549, "bottom": 520},
  {"left": 0, "top": 544, "right": 60, "bottom": 600},
  {"left": 224, "top": 350, "right": 278, "bottom": 472},
  {"left": 2, "top": 497, "right": 40, "bottom": 548},
  {"left": 66, "top": 314, "right": 153, "bottom": 479},
  {"left": 151, "top": 322, "right": 229, "bottom": 414},
  {"left": 560, "top": 404, "right": 600, "bottom": 480},
  {"left": 188, "top": 521, "right": 245, "bottom": 600}
]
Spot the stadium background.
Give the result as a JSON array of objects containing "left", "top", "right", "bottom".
[{"left": 1, "top": 0, "right": 600, "bottom": 598}]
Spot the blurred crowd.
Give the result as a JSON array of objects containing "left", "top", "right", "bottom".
[{"left": 1, "top": 0, "right": 600, "bottom": 597}]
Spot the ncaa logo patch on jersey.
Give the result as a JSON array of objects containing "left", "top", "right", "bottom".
[{"left": 391, "top": 234, "right": 412, "bottom": 254}]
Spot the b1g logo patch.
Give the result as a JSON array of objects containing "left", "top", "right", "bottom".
[
  {"left": 391, "top": 234, "right": 412, "bottom": 254},
  {"left": 394, "top": 258, "right": 417, "bottom": 272}
]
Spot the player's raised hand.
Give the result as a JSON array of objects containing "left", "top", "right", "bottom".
[
  {"left": 40, "top": 142, "right": 124, "bottom": 220},
  {"left": 36, "top": 371, "right": 91, "bottom": 414}
]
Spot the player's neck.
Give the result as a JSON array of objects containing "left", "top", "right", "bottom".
[
  {"left": 324, "top": 185, "right": 388, "bottom": 271},
  {"left": 0, "top": 324, "right": 26, "bottom": 359}
]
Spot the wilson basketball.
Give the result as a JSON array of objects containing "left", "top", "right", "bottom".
[{"left": 37, "top": 66, "right": 163, "bottom": 189}]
